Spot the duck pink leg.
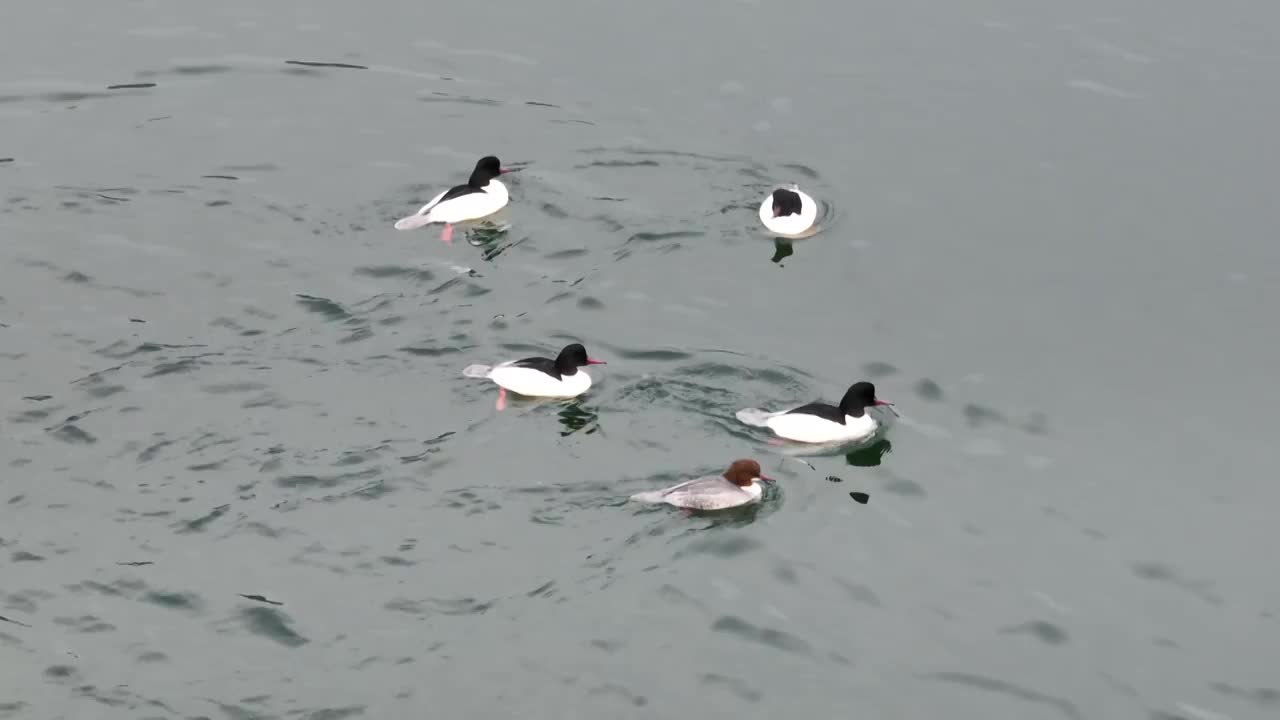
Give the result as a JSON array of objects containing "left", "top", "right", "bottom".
[
  {"left": 767, "top": 437, "right": 786, "bottom": 446},
  {"left": 440, "top": 224, "right": 454, "bottom": 243},
  {"left": 495, "top": 387, "right": 506, "bottom": 411}
]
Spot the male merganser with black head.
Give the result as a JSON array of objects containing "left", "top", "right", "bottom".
[
  {"left": 759, "top": 185, "right": 818, "bottom": 236},
  {"left": 737, "top": 381, "right": 898, "bottom": 444},
  {"left": 462, "top": 342, "right": 605, "bottom": 409},
  {"left": 394, "top": 155, "right": 512, "bottom": 242},
  {"left": 630, "top": 459, "right": 774, "bottom": 511}
]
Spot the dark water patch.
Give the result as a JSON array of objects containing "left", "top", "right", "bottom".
[
  {"left": 846, "top": 439, "right": 892, "bottom": 466},
  {"left": 587, "top": 683, "right": 647, "bottom": 707},
  {"left": 711, "top": 616, "right": 812, "bottom": 654},
  {"left": 0, "top": 702, "right": 25, "bottom": 717},
  {"left": 882, "top": 477, "right": 925, "bottom": 497},
  {"left": 136, "top": 651, "right": 167, "bottom": 663},
  {"left": 0, "top": 157, "right": 13, "bottom": 163},
  {"left": 295, "top": 294, "right": 352, "bottom": 321},
  {"left": 834, "top": 578, "right": 882, "bottom": 607},
  {"left": 206, "top": 200, "right": 231, "bottom": 207},
  {"left": 144, "top": 353, "right": 220, "bottom": 378},
  {"left": 577, "top": 297, "right": 604, "bottom": 310},
  {"left": 170, "top": 64, "right": 235, "bottom": 75},
  {"left": 576, "top": 159, "right": 661, "bottom": 169},
  {"left": 354, "top": 265, "right": 435, "bottom": 282},
  {"left": 439, "top": 488, "right": 502, "bottom": 515},
  {"left": 420, "top": 92, "right": 501, "bottom": 106},
  {"left": 222, "top": 163, "right": 278, "bottom": 172},
  {"left": 239, "top": 594, "right": 283, "bottom": 606},
  {"left": 386, "top": 596, "right": 494, "bottom": 616},
  {"left": 1210, "top": 682, "right": 1280, "bottom": 708},
  {"left": 916, "top": 378, "right": 944, "bottom": 400},
  {"left": 339, "top": 327, "right": 374, "bottom": 344},
  {"left": 285, "top": 59, "right": 369, "bottom": 70},
  {"left": 301, "top": 706, "right": 366, "bottom": 720},
  {"left": 63, "top": 270, "right": 92, "bottom": 284},
  {"left": 779, "top": 163, "right": 821, "bottom": 180},
  {"left": 43, "top": 664, "right": 77, "bottom": 680},
  {"left": 11, "top": 404, "right": 58, "bottom": 423},
  {"left": 238, "top": 606, "right": 308, "bottom": 647},
  {"left": 540, "top": 202, "right": 569, "bottom": 218},
  {"left": 1001, "top": 620, "right": 1068, "bottom": 645},
  {"left": 545, "top": 248, "right": 588, "bottom": 260},
  {"left": 400, "top": 344, "right": 467, "bottom": 357},
  {"left": 67, "top": 579, "right": 146, "bottom": 598},
  {"left": 678, "top": 534, "right": 763, "bottom": 559},
  {"left": 924, "top": 672, "right": 1081, "bottom": 720},
  {"left": 1022, "top": 412, "right": 1049, "bottom": 435},
  {"left": 602, "top": 346, "right": 691, "bottom": 362},
  {"left": 12, "top": 551, "right": 43, "bottom": 562},
  {"left": 701, "top": 673, "right": 762, "bottom": 702},
  {"left": 97, "top": 340, "right": 186, "bottom": 358},
  {"left": 0, "top": 614, "right": 32, "bottom": 628},
  {"left": 862, "top": 361, "right": 898, "bottom": 377},
  {"left": 771, "top": 238, "right": 794, "bottom": 264},
  {"left": 202, "top": 382, "right": 268, "bottom": 394},
  {"left": 963, "top": 403, "right": 1006, "bottom": 427},
  {"left": 1132, "top": 562, "right": 1221, "bottom": 604},
  {"left": 381, "top": 555, "right": 415, "bottom": 567},
  {"left": 107, "top": 83, "right": 156, "bottom": 90},
  {"left": 202, "top": 174, "right": 238, "bottom": 181},
  {"left": 115, "top": 561, "right": 153, "bottom": 567},
  {"left": 54, "top": 615, "right": 116, "bottom": 633},
  {"left": 42, "top": 91, "right": 113, "bottom": 102},
  {"left": 137, "top": 438, "right": 174, "bottom": 463},
  {"left": 626, "top": 230, "right": 703, "bottom": 243},
  {"left": 176, "top": 504, "right": 230, "bottom": 533},
  {"left": 49, "top": 423, "right": 97, "bottom": 444},
  {"left": 87, "top": 383, "right": 126, "bottom": 398},
  {"left": 525, "top": 100, "right": 560, "bottom": 108},
  {"left": 276, "top": 468, "right": 380, "bottom": 490},
  {"left": 142, "top": 591, "right": 202, "bottom": 612}
]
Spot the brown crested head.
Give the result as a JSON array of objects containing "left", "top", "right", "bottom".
[{"left": 723, "top": 459, "right": 767, "bottom": 486}]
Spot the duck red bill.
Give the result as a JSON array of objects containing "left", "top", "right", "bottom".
[
  {"left": 874, "top": 399, "right": 901, "bottom": 416},
  {"left": 587, "top": 358, "right": 606, "bottom": 365}
]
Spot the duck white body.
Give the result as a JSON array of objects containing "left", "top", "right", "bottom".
[
  {"left": 463, "top": 361, "right": 592, "bottom": 398},
  {"left": 631, "top": 475, "right": 765, "bottom": 511},
  {"left": 736, "top": 407, "right": 881, "bottom": 444},
  {"left": 737, "top": 381, "right": 895, "bottom": 445},
  {"left": 461, "top": 342, "right": 604, "bottom": 400},
  {"left": 630, "top": 459, "right": 772, "bottom": 511},
  {"left": 759, "top": 185, "right": 818, "bottom": 236},
  {"left": 394, "top": 180, "right": 509, "bottom": 230}
]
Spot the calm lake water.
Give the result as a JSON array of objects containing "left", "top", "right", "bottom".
[{"left": 3, "top": 1, "right": 1279, "bottom": 718}]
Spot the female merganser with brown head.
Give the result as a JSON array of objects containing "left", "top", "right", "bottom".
[{"left": 630, "top": 459, "right": 774, "bottom": 511}]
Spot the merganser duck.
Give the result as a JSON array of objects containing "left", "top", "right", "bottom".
[
  {"left": 736, "top": 381, "right": 898, "bottom": 444},
  {"left": 758, "top": 185, "right": 818, "bottom": 236},
  {"left": 462, "top": 342, "right": 605, "bottom": 410},
  {"left": 630, "top": 459, "right": 773, "bottom": 511},
  {"left": 394, "top": 155, "right": 511, "bottom": 242}
]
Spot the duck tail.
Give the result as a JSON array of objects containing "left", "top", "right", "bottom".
[
  {"left": 462, "top": 364, "right": 493, "bottom": 379},
  {"left": 735, "top": 408, "right": 775, "bottom": 427}
]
